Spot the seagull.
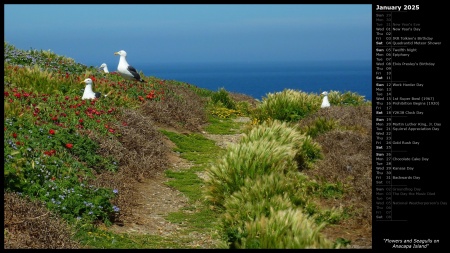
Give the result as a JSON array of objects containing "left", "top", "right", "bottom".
[
  {"left": 80, "top": 78, "right": 109, "bottom": 100},
  {"left": 321, "top": 91, "right": 330, "bottom": 108},
  {"left": 99, "top": 63, "right": 109, "bottom": 73},
  {"left": 114, "top": 50, "right": 144, "bottom": 82}
]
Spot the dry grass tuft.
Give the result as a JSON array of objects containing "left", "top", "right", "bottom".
[
  {"left": 4, "top": 191, "right": 84, "bottom": 249},
  {"left": 140, "top": 83, "right": 208, "bottom": 132}
]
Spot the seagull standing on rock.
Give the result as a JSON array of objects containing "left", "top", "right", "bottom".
[
  {"left": 321, "top": 91, "right": 330, "bottom": 108},
  {"left": 114, "top": 50, "right": 145, "bottom": 82}
]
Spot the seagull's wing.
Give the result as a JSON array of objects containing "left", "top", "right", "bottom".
[{"left": 127, "top": 65, "right": 142, "bottom": 80}]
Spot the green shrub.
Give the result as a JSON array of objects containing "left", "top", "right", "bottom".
[
  {"left": 327, "top": 90, "right": 368, "bottom": 106},
  {"left": 253, "top": 89, "right": 321, "bottom": 122},
  {"left": 211, "top": 87, "right": 236, "bottom": 110}
]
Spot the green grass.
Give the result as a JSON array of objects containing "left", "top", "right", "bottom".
[
  {"left": 167, "top": 208, "right": 221, "bottom": 231},
  {"left": 76, "top": 228, "right": 192, "bottom": 249},
  {"left": 165, "top": 168, "right": 204, "bottom": 201},
  {"left": 160, "top": 129, "right": 223, "bottom": 163},
  {"left": 204, "top": 115, "right": 241, "bottom": 134}
]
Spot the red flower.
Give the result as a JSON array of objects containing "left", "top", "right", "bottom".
[
  {"left": 4, "top": 91, "right": 9, "bottom": 97},
  {"left": 49, "top": 129, "right": 55, "bottom": 135},
  {"left": 108, "top": 128, "right": 115, "bottom": 133},
  {"left": 146, "top": 90, "right": 155, "bottom": 99},
  {"left": 12, "top": 133, "right": 17, "bottom": 138},
  {"left": 65, "top": 143, "right": 73, "bottom": 149},
  {"left": 44, "top": 149, "right": 56, "bottom": 156},
  {"left": 79, "top": 119, "right": 83, "bottom": 124}
]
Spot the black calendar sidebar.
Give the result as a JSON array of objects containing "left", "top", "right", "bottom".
[{"left": 372, "top": 2, "right": 447, "bottom": 250}]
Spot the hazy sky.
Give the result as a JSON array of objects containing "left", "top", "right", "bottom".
[{"left": 4, "top": 4, "right": 371, "bottom": 67}]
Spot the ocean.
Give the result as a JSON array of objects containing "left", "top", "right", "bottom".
[{"left": 139, "top": 60, "right": 372, "bottom": 101}]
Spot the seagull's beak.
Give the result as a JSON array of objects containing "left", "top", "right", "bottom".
[
  {"left": 80, "top": 80, "right": 85, "bottom": 85},
  {"left": 114, "top": 52, "right": 119, "bottom": 55}
]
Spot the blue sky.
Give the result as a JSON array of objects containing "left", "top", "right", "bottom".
[{"left": 4, "top": 4, "right": 371, "bottom": 67}]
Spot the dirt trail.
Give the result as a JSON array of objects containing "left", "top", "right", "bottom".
[{"left": 107, "top": 118, "right": 249, "bottom": 248}]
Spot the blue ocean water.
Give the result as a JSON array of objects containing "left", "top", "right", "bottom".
[{"left": 140, "top": 60, "right": 372, "bottom": 101}]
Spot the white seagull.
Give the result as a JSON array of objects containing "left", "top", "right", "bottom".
[
  {"left": 114, "top": 50, "right": 144, "bottom": 82},
  {"left": 99, "top": 63, "right": 109, "bottom": 73},
  {"left": 321, "top": 91, "right": 331, "bottom": 108},
  {"left": 80, "top": 78, "right": 109, "bottom": 100}
]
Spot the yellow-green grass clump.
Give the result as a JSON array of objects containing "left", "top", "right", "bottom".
[
  {"left": 204, "top": 138, "right": 298, "bottom": 207},
  {"left": 205, "top": 120, "right": 324, "bottom": 207},
  {"left": 241, "top": 120, "right": 323, "bottom": 170},
  {"left": 326, "top": 90, "right": 369, "bottom": 106},
  {"left": 221, "top": 171, "right": 317, "bottom": 246},
  {"left": 237, "top": 207, "right": 335, "bottom": 249},
  {"left": 252, "top": 89, "right": 321, "bottom": 122}
]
